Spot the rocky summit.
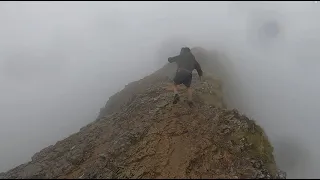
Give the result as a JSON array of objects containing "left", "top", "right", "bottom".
[{"left": 1, "top": 49, "right": 286, "bottom": 179}]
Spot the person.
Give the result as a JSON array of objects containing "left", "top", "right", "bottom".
[{"left": 168, "top": 47, "right": 203, "bottom": 106}]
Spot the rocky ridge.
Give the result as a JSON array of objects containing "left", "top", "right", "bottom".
[{"left": 1, "top": 50, "right": 286, "bottom": 179}]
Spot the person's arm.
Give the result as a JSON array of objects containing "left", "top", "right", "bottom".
[
  {"left": 168, "top": 55, "right": 180, "bottom": 63},
  {"left": 193, "top": 56, "right": 203, "bottom": 77}
]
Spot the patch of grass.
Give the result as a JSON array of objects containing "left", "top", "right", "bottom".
[
  {"left": 229, "top": 120, "right": 277, "bottom": 176},
  {"left": 247, "top": 124, "right": 277, "bottom": 175}
]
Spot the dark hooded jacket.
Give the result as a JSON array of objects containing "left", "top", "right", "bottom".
[{"left": 168, "top": 50, "right": 203, "bottom": 77}]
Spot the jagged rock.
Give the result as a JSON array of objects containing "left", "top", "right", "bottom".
[
  {"left": 66, "top": 148, "right": 84, "bottom": 165},
  {"left": 99, "top": 153, "right": 107, "bottom": 160},
  {"left": 1, "top": 53, "right": 285, "bottom": 179},
  {"left": 31, "top": 145, "right": 54, "bottom": 162},
  {"left": 276, "top": 170, "right": 287, "bottom": 179},
  {"left": 0, "top": 172, "right": 5, "bottom": 179}
]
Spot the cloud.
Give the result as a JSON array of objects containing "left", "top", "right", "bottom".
[{"left": 0, "top": 2, "right": 320, "bottom": 178}]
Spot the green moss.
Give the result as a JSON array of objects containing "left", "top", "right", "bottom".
[
  {"left": 245, "top": 124, "right": 277, "bottom": 175},
  {"left": 229, "top": 121, "right": 277, "bottom": 176}
]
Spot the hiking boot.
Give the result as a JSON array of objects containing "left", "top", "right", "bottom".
[
  {"left": 187, "top": 100, "right": 194, "bottom": 107},
  {"left": 173, "top": 94, "right": 180, "bottom": 104}
]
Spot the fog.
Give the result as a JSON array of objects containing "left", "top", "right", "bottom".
[{"left": 0, "top": 1, "right": 320, "bottom": 178}]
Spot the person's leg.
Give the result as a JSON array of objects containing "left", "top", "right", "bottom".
[
  {"left": 173, "top": 83, "right": 178, "bottom": 95},
  {"left": 183, "top": 73, "right": 194, "bottom": 107},
  {"left": 186, "top": 87, "right": 194, "bottom": 107},
  {"left": 173, "top": 73, "right": 182, "bottom": 104},
  {"left": 172, "top": 83, "right": 180, "bottom": 104},
  {"left": 187, "top": 87, "right": 193, "bottom": 101}
]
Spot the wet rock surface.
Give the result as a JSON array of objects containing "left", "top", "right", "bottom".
[{"left": 1, "top": 61, "right": 285, "bottom": 179}]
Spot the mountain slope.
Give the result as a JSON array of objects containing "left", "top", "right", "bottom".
[{"left": 1, "top": 59, "right": 285, "bottom": 179}]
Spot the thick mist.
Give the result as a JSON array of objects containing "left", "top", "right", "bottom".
[{"left": 1, "top": 1, "right": 320, "bottom": 178}]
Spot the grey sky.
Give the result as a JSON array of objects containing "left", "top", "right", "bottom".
[{"left": 0, "top": 1, "right": 320, "bottom": 178}]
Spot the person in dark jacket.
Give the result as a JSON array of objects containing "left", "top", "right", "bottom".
[{"left": 168, "top": 47, "right": 203, "bottom": 106}]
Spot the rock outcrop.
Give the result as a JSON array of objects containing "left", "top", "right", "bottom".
[{"left": 1, "top": 50, "right": 286, "bottom": 179}]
